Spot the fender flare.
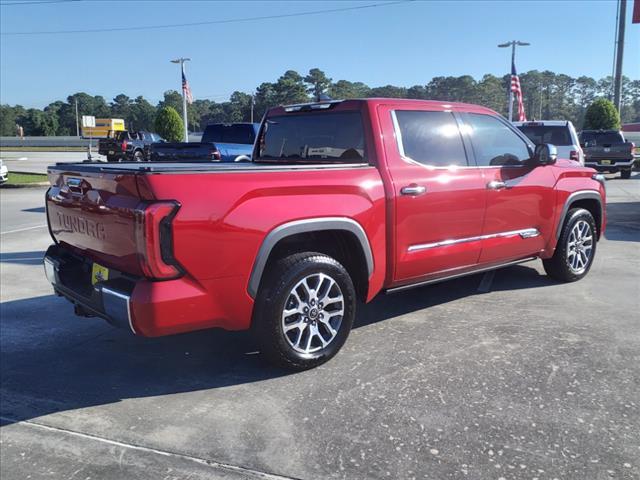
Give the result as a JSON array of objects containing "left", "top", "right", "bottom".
[
  {"left": 247, "top": 217, "right": 374, "bottom": 298},
  {"left": 556, "top": 190, "right": 603, "bottom": 240}
]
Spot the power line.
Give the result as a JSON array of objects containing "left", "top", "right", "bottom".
[
  {"left": 0, "top": 0, "right": 81, "bottom": 6},
  {"left": 1, "top": 0, "right": 413, "bottom": 35}
]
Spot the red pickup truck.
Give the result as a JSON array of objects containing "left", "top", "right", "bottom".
[{"left": 44, "top": 99, "right": 606, "bottom": 370}]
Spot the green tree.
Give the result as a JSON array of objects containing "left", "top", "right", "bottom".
[
  {"left": 19, "top": 108, "right": 59, "bottom": 136},
  {"left": 304, "top": 68, "right": 332, "bottom": 100},
  {"left": 155, "top": 106, "right": 184, "bottom": 142},
  {"left": 129, "top": 96, "right": 156, "bottom": 131},
  {"left": 0, "top": 105, "right": 17, "bottom": 136},
  {"left": 583, "top": 98, "right": 621, "bottom": 130},
  {"left": 273, "top": 70, "right": 309, "bottom": 105},
  {"left": 328, "top": 80, "right": 370, "bottom": 99}
]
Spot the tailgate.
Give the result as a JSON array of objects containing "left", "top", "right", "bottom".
[
  {"left": 46, "top": 168, "right": 144, "bottom": 276},
  {"left": 585, "top": 145, "right": 633, "bottom": 160}
]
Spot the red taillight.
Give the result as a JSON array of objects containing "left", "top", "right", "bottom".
[
  {"left": 121, "top": 139, "right": 128, "bottom": 152},
  {"left": 210, "top": 148, "right": 221, "bottom": 161},
  {"left": 135, "top": 201, "right": 182, "bottom": 280},
  {"left": 570, "top": 150, "right": 579, "bottom": 162}
]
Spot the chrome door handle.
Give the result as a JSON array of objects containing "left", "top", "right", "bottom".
[
  {"left": 487, "top": 180, "right": 507, "bottom": 190},
  {"left": 401, "top": 185, "right": 427, "bottom": 196}
]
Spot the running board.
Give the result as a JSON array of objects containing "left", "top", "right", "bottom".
[{"left": 385, "top": 257, "right": 538, "bottom": 294}]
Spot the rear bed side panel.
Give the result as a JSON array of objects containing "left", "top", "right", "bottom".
[{"left": 137, "top": 166, "right": 387, "bottom": 328}]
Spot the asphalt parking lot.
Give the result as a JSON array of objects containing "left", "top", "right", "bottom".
[{"left": 1, "top": 174, "right": 638, "bottom": 480}]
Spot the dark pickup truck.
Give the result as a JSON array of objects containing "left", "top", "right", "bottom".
[
  {"left": 99, "top": 131, "right": 163, "bottom": 162},
  {"left": 580, "top": 130, "right": 635, "bottom": 179},
  {"left": 147, "top": 123, "right": 259, "bottom": 162}
]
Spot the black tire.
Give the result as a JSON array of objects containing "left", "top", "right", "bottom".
[
  {"left": 253, "top": 252, "right": 356, "bottom": 370},
  {"left": 133, "top": 150, "right": 144, "bottom": 162},
  {"left": 106, "top": 155, "right": 117, "bottom": 162},
  {"left": 543, "top": 208, "right": 597, "bottom": 282},
  {"left": 621, "top": 169, "right": 631, "bottom": 179}
]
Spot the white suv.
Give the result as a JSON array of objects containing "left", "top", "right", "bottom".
[
  {"left": 0, "top": 159, "right": 8, "bottom": 184},
  {"left": 514, "top": 120, "right": 584, "bottom": 165}
]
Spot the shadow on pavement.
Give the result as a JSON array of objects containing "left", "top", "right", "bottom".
[
  {"left": 21, "top": 207, "right": 46, "bottom": 214},
  {"left": 604, "top": 202, "right": 640, "bottom": 243},
  {"left": 0, "top": 251, "right": 45, "bottom": 265},
  {"left": 0, "top": 262, "right": 553, "bottom": 427}
]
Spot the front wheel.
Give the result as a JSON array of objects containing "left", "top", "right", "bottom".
[
  {"left": 543, "top": 208, "right": 597, "bottom": 282},
  {"left": 253, "top": 252, "right": 356, "bottom": 370},
  {"left": 621, "top": 169, "right": 631, "bottom": 179}
]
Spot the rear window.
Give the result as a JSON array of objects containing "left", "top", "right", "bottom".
[
  {"left": 579, "top": 131, "right": 624, "bottom": 145},
  {"left": 517, "top": 125, "right": 573, "bottom": 146},
  {"left": 256, "top": 112, "right": 366, "bottom": 163},
  {"left": 202, "top": 124, "right": 256, "bottom": 145}
]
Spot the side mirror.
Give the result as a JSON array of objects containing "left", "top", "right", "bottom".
[{"left": 533, "top": 143, "right": 557, "bottom": 165}]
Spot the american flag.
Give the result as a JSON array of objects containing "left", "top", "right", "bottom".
[
  {"left": 511, "top": 61, "right": 526, "bottom": 121},
  {"left": 182, "top": 64, "right": 193, "bottom": 104}
]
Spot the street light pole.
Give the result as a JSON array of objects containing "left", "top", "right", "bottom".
[
  {"left": 498, "top": 40, "right": 530, "bottom": 121},
  {"left": 613, "top": 0, "right": 627, "bottom": 111},
  {"left": 170, "top": 57, "right": 191, "bottom": 142}
]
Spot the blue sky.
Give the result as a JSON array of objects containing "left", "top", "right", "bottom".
[{"left": 1, "top": 0, "right": 638, "bottom": 108}]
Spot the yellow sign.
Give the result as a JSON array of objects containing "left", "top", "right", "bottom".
[{"left": 91, "top": 263, "right": 110, "bottom": 285}]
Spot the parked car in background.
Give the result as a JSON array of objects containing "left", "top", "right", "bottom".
[
  {"left": 43, "top": 99, "right": 606, "bottom": 370},
  {"left": 98, "top": 131, "right": 163, "bottom": 162},
  {"left": 147, "top": 123, "right": 259, "bottom": 162},
  {"left": 579, "top": 130, "right": 635, "bottom": 179},
  {"left": 514, "top": 120, "right": 584, "bottom": 165},
  {"left": 0, "top": 159, "right": 8, "bottom": 184}
]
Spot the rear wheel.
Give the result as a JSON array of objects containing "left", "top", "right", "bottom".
[
  {"left": 543, "top": 208, "right": 596, "bottom": 282},
  {"left": 133, "top": 150, "right": 144, "bottom": 162},
  {"left": 621, "top": 169, "right": 631, "bottom": 179},
  {"left": 253, "top": 252, "right": 356, "bottom": 370}
]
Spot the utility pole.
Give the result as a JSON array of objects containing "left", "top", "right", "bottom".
[
  {"left": 74, "top": 99, "right": 80, "bottom": 137},
  {"left": 250, "top": 95, "right": 255, "bottom": 123},
  {"left": 613, "top": 0, "right": 627, "bottom": 111},
  {"left": 498, "top": 40, "right": 530, "bottom": 121},
  {"left": 170, "top": 57, "right": 191, "bottom": 142}
]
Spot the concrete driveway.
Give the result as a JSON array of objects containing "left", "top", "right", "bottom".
[{"left": 1, "top": 175, "right": 638, "bottom": 480}]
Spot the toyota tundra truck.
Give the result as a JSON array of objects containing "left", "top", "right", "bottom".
[{"left": 43, "top": 99, "right": 606, "bottom": 370}]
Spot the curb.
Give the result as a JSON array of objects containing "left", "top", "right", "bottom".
[{"left": 1, "top": 182, "right": 50, "bottom": 189}]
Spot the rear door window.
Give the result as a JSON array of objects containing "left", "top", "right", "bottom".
[
  {"left": 256, "top": 112, "right": 366, "bottom": 163},
  {"left": 465, "top": 114, "right": 531, "bottom": 166},
  {"left": 393, "top": 110, "right": 468, "bottom": 167}
]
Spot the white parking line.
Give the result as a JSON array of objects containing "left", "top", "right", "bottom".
[{"left": 0, "top": 224, "right": 47, "bottom": 235}]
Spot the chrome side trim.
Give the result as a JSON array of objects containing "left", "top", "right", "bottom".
[
  {"left": 101, "top": 287, "right": 136, "bottom": 334},
  {"left": 555, "top": 190, "right": 602, "bottom": 240},
  {"left": 247, "top": 217, "right": 374, "bottom": 298},
  {"left": 386, "top": 256, "right": 538, "bottom": 294},
  {"left": 408, "top": 228, "right": 540, "bottom": 253}
]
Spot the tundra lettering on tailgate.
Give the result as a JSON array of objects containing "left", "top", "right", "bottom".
[{"left": 56, "top": 212, "right": 106, "bottom": 240}]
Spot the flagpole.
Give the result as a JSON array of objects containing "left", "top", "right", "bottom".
[
  {"left": 498, "top": 40, "right": 530, "bottom": 122},
  {"left": 171, "top": 57, "right": 191, "bottom": 142},
  {"left": 508, "top": 43, "right": 515, "bottom": 122},
  {"left": 181, "top": 61, "right": 189, "bottom": 142}
]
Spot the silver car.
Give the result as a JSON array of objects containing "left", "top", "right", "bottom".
[{"left": 514, "top": 120, "right": 584, "bottom": 165}]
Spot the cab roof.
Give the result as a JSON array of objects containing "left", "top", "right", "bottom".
[{"left": 268, "top": 98, "right": 498, "bottom": 116}]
